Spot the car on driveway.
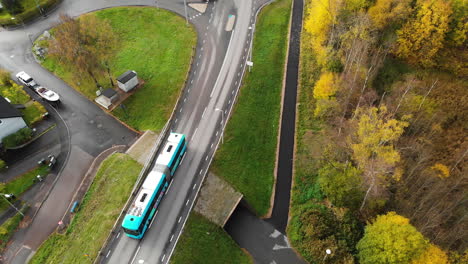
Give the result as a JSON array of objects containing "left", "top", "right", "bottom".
[{"left": 16, "top": 71, "right": 37, "bottom": 87}]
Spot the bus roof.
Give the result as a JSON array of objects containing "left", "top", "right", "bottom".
[
  {"left": 155, "top": 133, "right": 185, "bottom": 167},
  {"left": 127, "top": 171, "right": 164, "bottom": 217}
]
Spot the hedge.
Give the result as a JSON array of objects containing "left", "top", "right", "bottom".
[
  {"left": 0, "top": 0, "right": 62, "bottom": 26},
  {"left": 2, "top": 127, "right": 33, "bottom": 148}
]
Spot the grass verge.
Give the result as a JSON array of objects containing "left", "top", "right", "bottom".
[
  {"left": 0, "top": 206, "right": 28, "bottom": 252},
  {"left": 0, "top": 165, "right": 49, "bottom": 212},
  {"left": 211, "top": 0, "right": 292, "bottom": 216},
  {"left": 29, "top": 153, "right": 142, "bottom": 263},
  {"left": 41, "top": 7, "right": 196, "bottom": 131},
  {"left": 172, "top": 213, "right": 252, "bottom": 264}
]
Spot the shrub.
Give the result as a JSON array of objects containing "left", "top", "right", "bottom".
[
  {"left": 2, "top": 127, "right": 33, "bottom": 148},
  {"left": 0, "top": 0, "right": 62, "bottom": 26},
  {"left": 0, "top": 159, "right": 6, "bottom": 170}
]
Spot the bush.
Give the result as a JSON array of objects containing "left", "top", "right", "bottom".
[
  {"left": 0, "top": 159, "right": 6, "bottom": 170},
  {"left": 2, "top": 127, "right": 33, "bottom": 148}
]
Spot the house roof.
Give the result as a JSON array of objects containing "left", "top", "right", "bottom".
[
  {"left": 102, "top": 88, "right": 117, "bottom": 98},
  {"left": 0, "top": 96, "right": 22, "bottom": 119},
  {"left": 117, "top": 70, "right": 137, "bottom": 84}
]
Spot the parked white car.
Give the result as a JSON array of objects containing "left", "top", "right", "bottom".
[
  {"left": 34, "top": 86, "right": 60, "bottom": 102},
  {"left": 16, "top": 71, "right": 37, "bottom": 87}
]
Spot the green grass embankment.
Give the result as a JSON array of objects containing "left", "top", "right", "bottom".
[
  {"left": 41, "top": 7, "right": 196, "bottom": 131},
  {"left": 172, "top": 213, "right": 252, "bottom": 264},
  {"left": 211, "top": 0, "right": 292, "bottom": 216},
  {"left": 0, "top": 165, "right": 49, "bottom": 212},
  {"left": 30, "top": 153, "right": 142, "bottom": 263}
]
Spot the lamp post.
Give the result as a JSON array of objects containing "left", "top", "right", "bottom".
[
  {"left": 215, "top": 108, "right": 224, "bottom": 144},
  {"left": 183, "top": 0, "right": 188, "bottom": 25},
  {"left": 0, "top": 193, "right": 24, "bottom": 216},
  {"left": 33, "top": 0, "right": 45, "bottom": 17},
  {"left": 323, "top": 249, "right": 332, "bottom": 263}
]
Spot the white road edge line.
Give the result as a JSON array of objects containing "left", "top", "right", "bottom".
[
  {"left": 130, "top": 246, "right": 141, "bottom": 264},
  {"left": 192, "top": 127, "right": 198, "bottom": 141},
  {"left": 202, "top": 107, "right": 207, "bottom": 118},
  {"left": 167, "top": 182, "right": 173, "bottom": 194}
]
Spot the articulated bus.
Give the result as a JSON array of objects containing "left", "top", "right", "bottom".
[{"left": 122, "top": 133, "right": 187, "bottom": 239}]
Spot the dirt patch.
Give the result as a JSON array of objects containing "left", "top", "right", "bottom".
[{"left": 125, "top": 131, "right": 158, "bottom": 165}]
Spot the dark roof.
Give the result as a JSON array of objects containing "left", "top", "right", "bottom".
[
  {"left": 0, "top": 96, "right": 22, "bottom": 119},
  {"left": 102, "top": 88, "right": 117, "bottom": 98},
  {"left": 117, "top": 70, "right": 137, "bottom": 84}
]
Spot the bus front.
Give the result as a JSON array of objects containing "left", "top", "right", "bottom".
[{"left": 122, "top": 214, "right": 144, "bottom": 239}]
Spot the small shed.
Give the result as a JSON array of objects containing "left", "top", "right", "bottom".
[
  {"left": 95, "top": 88, "right": 119, "bottom": 109},
  {"left": 117, "top": 70, "right": 138, "bottom": 92}
]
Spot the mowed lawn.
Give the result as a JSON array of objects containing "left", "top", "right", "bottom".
[
  {"left": 42, "top": 7, "right": 196, "bottom": 131},
  {"left": 172, "top": 213, "right": 252, "bottom": 264},
  {"left": 30, "top": 153, "right": 142, "bottom": 263},
  {"left": 211, "top": 0, "right": 292, "bottom": 216}
]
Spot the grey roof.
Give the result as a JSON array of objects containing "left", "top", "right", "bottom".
[
  {"left": 117, "top": 70, "right": 137, "bottom": 84},
  {"left": 102, "top": 88, "right": 117, "bottom": 98},
  {"left": 0, "top": 96, "right": 22, "bottom": 119}
]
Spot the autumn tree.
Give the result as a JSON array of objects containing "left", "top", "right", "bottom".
[
  {"left": 368, "top": 0, "right": 412, "bottom": 30},
  {"left": 412, "top": 244, "right": 449, "bottom": 264},
  {"left": 357, "top": 212, "right": 429, "bottom": 264},
  {"left": 395, "top": 0, "right": 452, "bottom": 67},
  {"left": 313, "top": 71, "right": 341, "bottom": 117},
  {"left": 49, "top": 14, "right": 118, "bottom": 88},
  {"left": 349, "top": 106, "right": 409, "bottom": 211},
  {"left": 304, "top": 0, "right": 342, "bottom": 65}
]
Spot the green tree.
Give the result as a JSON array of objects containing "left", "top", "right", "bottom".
[
  {"left": 349, "top": 106, "right": 409, "bottom": 210},
  {"left": 318, "top": 162, "right": 363, "bottom": 208},
  {"left": 0, "top": 0, "right": 23, "bottom": 15},
  {"left": 357, "top": 212, "right": 429, "bottom": 264},
  {"left": 395, "top": 0, "right": 452, "bottom": 67}
]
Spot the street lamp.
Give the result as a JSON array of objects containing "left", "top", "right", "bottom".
[
  {"left": 215, "top": 108, "right": 224, "bottom": 144},
  {"left": 0, "top": 193, "right": 24, "bottom": 216},
  {"left": 323, "top": 249, "right": 332, "bottom": 262},
  {"left": 183, "top": 0, "right": 188, "bottom": 25}
]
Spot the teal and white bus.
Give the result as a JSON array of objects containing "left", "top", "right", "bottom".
[{"left": 122, "top": 133, "right": 187, "bottom": 239}]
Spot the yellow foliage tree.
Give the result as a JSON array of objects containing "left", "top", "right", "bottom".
[
  {"left": 368, "top": 0, "right": 412, "bottom": 30},
  {"left": 304, "top": 0, "right": 342, "bottom": 65},
  {"left": 395, "top": 0, "right": 452, "bottom": 67},
  {"left": 313, "top": 72, "right": 341, "bottom": 117},
  {"left": 350, "top": 106, "right": 410, "bottom": 210},
  {"left": 412, "top": 244, "right": 449, "bottom": 264},
  {"left": 431, "top": 163, "right": 450, "bottom": 178},
  {"left": 313, "top": 71, "right": 339, "bottom": 99}
]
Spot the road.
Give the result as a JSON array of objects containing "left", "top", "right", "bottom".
[
  {"left": 102, "top": 0, "right": 275, "bottom": 263},
  {"left": 0, "top": 1, "right": 139, "bottom": 262}
]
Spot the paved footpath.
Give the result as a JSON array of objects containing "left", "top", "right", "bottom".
[{"left": 225, "top": 0, "right": 306, "bottom": 263}]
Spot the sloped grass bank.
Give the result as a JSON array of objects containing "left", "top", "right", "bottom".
[
  {"left": 30, "top": 153, "right": 142, "bottom": 263},
  {"left": 172, "top": 213, "right": 252, "bottom": 264},
  {"left": 211, "top": 0, "right": 292, "bottom": 216},
  {"left": 41, "top": 7, "right": 196, "bottom": 131}
]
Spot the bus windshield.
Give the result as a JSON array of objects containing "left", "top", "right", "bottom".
[{"left": 123, "top": 227, "right": 140, "bottom": 237}]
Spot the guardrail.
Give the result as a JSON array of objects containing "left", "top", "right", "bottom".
[{"left": 94, "top": 45, "right": 196, "bottom": 263}]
